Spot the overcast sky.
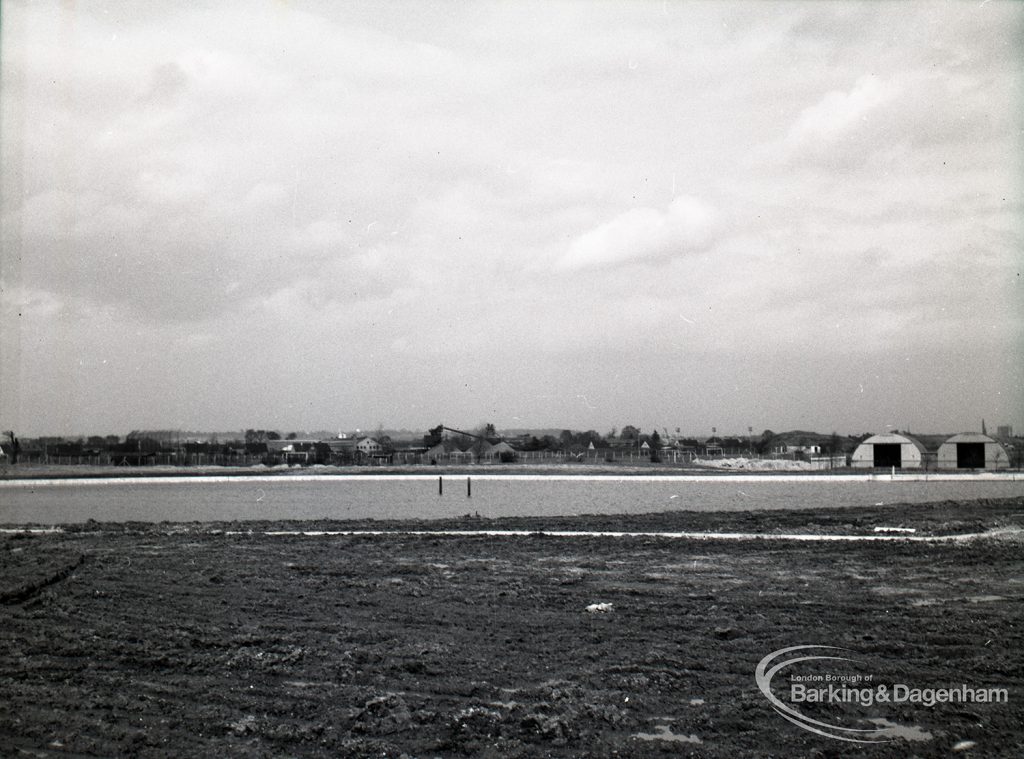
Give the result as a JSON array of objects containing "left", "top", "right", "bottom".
[{"left": 1, "top": 0, "right": 1021, "bottom": 438}]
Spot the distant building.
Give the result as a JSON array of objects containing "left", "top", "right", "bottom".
[
  {"left": 936, "top": 433, "right": 1009, "bottom": 470},
  {"left": 996, "top": 425, "right": 1013, "bottom": 439},
  {"left": 356, "top": 437, "right": 383, "bottom": 456},
  {"left": 423, "top": 439, "right": 472, "bottom": 463},
  {"left": 850, "top": 433, "right": 928, "bottom": 469},
  {"left": 770, "top": 443, "right": 821, "bottom": 457}
]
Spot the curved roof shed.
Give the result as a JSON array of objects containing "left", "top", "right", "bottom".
[
  {"left": 936, "top": 433, "right": 1009, "bottom": 470},
  {"left": 851, "top": 433, "right": 928, "bottom": 469}
]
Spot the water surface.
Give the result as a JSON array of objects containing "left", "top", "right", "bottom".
[{"left": 1, "top": 475, "right": 1020, "bottom": 524}]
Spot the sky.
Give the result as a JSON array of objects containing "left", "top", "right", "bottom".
[{"left": 1, "top": 0, "right": 1021, "bottom": 438}]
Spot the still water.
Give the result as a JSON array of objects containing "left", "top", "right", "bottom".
[{"left": 0, "top": 475, "right": 1021, "bottom": 524}]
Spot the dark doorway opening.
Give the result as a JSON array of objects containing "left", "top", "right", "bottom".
[
  {"left": 956, "top": 442, "right": 985, "bottom": 469},
  {"left": 873, "top": 444, "right": 902, "bottom": 468}
]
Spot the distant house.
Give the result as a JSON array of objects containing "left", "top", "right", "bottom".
[
  {"left": 484, "top": 440, "right": 518, "bottom": 461},
  {"left": 356, "top": 437, "right": 383, "bottom": 456},
  {"left": 267, "top": 439, "right": 322, "bottom": 464},
  {"left": 326, "top": 438, "right": 358, "bottom": 464},
  {"left": 424, "top": 439, "right": 473, "bottom": 463},
  {"left": 771, "top": 443, "right": 822, "bottom": 457}
]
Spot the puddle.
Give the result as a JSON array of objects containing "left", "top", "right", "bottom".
[
  {"left": 632, "top": 725, "right": 702, "bottom": 744},
  {"left": 867, "top": 718, "right": 932, "bottom": 742},
  {"left": 282, "top": 680, "right": 334, "bottom": 689},
  {"left": 873, "top": 585, "right": 927, "bottom": 597},
  {"left": 911, "top": 595, "right": 1007, "bottom": 607}
]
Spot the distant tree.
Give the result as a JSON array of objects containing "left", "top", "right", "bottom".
[
  {"left": 5, "top": 431, "right": 18, "bottom": 464},
  {"left": 607, "top": 427, "right": 618, "bottom": 440},
  {"left": 423, "top": 424, "right": 445, "bottom": 447},
  {"left": 87, "top": 436, "right": 107, "bottom": 448},
  {"left": 313, "top": 442, "right": 332, "bottom": 465},
  {"left": 286, "top": 432, "right": 298, "bottom": 440},
  {"left": 649, "top": 430, "right": 662, "bottom": 463},
  {"left": 469, "top": 437, "right": 490, "bottom": 462},
  {"left": 481, "top": 422, "right": 497, "bottom": 439},
  {"left": 755, "top": 430, "right": 775, "bottom": 455},
  {"left": 266, "top": 431, "right": 281, "bottom": 441},
  {"left": 620, "top": 425, "right": 641, "bottom": 440},
  {"left": 137, "top": 437, "right": 162, "bottom": 454},
  {"left": 559, "top": 430, "right": 574, "bottom": 449}
]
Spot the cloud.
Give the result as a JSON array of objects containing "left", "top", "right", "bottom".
[
  {"left": 784, "top": 75, "right": 897, "bottom": 160},
  {"left": 1, "top": 1, "right": 1021, "bottom": 435},
  {"left": 556, "top": 196, "right": 720, "bottom": 271}
]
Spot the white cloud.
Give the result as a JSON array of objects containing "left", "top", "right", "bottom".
[
  {"left": 784, "top": 75, "right": 897, "bottom": 159},
  {"left": 556, "top": 196, "right": 720, "bottom": 271}
]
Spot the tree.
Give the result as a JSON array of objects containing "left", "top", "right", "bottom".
[
  {"left": 755, "top": 430, "right": 775, "bottom": 455},
  {"left": 313, "top": 442, "right": 332, "bottom": 465},
  {"left": 423, "top": 425, "right": 445, "bottom": 447},
  {"left": 5, "top": 431, "right": 18, "bottom": 464},
  {"left": 286, "top": 432, "right": 298, "bottom": 440},
  {"left": 245, "top": 429, "right": 270, "bottom": 444},
  {"left": 620, "top": 425, "right": 640, "bottom": 440},
  {"left": 649, "top": 430, "right": 662, "bottom": 463}
]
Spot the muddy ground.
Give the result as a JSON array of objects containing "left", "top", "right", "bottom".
[{"left": 1, "top": 498, "right": 1022, "bottom": 758}]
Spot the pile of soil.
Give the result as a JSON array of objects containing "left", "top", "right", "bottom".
[{"left": 1, "top": 498, "right": 1022, "bottom": 757}]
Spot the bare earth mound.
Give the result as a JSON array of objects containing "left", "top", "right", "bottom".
[{"left": 2, "top": 498, "right": 1022, "bottom": 758}]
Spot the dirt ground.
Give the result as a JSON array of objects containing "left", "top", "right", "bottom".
[{"left": 1, "top": 498, "right": 1022, "bottom": 758}]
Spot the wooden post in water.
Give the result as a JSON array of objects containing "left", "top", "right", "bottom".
[
  {"left": 467, "top": 477, "right": 471, "bottom": 497},
  {"left": 439, "top": 476, "right": 443, "bottom": 495}
]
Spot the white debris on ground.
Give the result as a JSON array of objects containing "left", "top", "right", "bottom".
[
  {"left": 693, "top": 457, "right": 813, "bottom": 471},
  {"left": 873, "top": 526, "right": 916, "bottom": 533},
  {"left": 585, "top": 602, "right": 614, "bottom": 613}
]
